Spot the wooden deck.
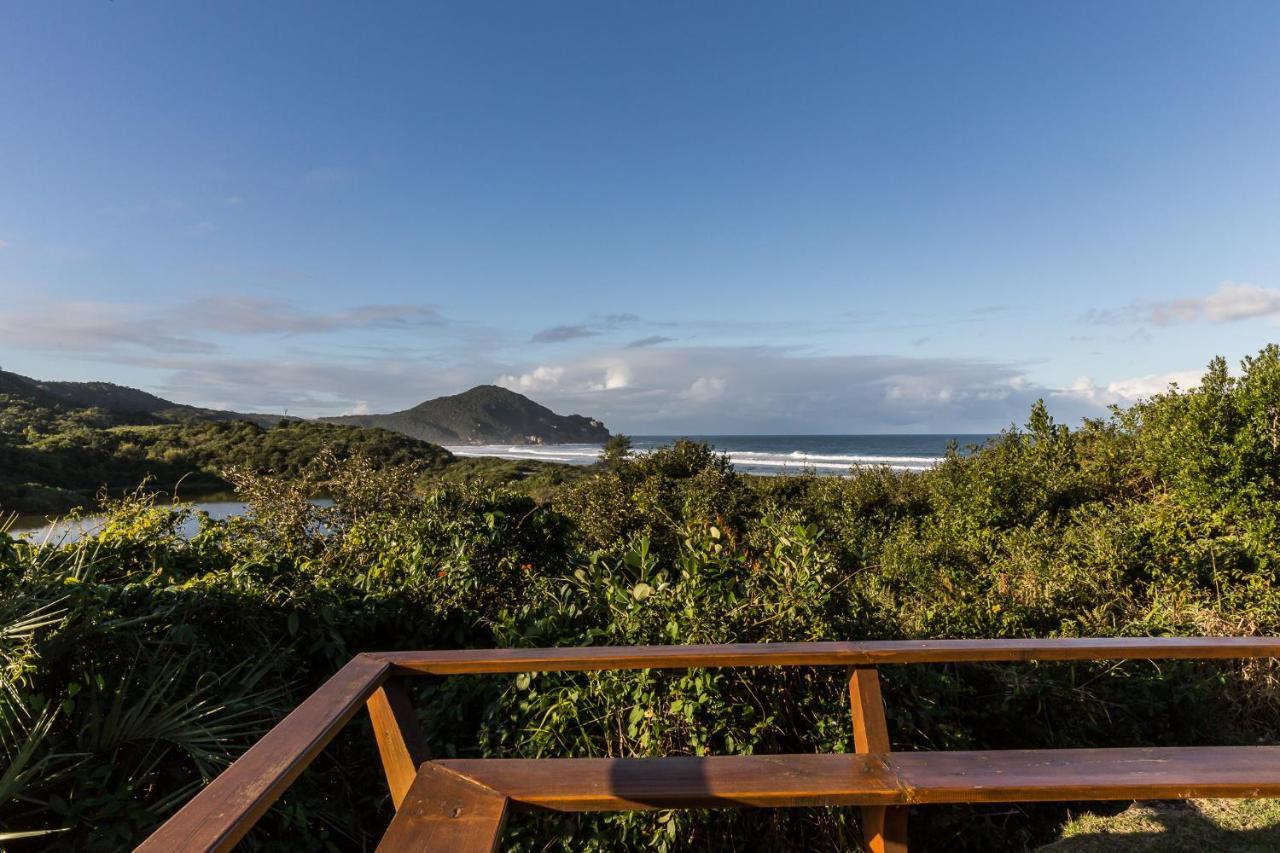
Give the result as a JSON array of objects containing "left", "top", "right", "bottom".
[{"left": 136, "top": 637, "right": 1280, "bottom": 853}]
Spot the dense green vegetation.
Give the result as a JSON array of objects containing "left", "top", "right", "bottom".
[
  {"left": 323, "top": 383, "right": 610, "bottom": 445},
  {"left": 0, "top": 368, "right": 280, "bottom": 434},
  {"left": 0, "top": 419, "right": 455, "bottom": 513},
  {"left": 4, "top": 346, "right": 1280, "bottom": 851}
]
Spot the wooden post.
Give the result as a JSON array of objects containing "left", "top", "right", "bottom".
[
  {"left": 377, "top": 763, "right": 510, "bottom": 853},
  {"left": 367, "top": 677, "right": 430, "bottom": 810},
  {"left": 848, "top": 665, "right": 908, "bottom": 853}
]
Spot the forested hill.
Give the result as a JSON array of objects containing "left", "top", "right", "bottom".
[
  {"left": 0, "top": 373, "right": 591, "bottom": 513},
  {"left": 0, "top": 368, "right": 283, "bottom": 432},
  {"left": 0, "top": 419, "right": 458, "bottom": 514},
  {"left": 322, "top": 384, "right": 610, "bottom": 445}
]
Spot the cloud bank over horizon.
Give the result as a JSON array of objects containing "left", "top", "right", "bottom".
[{"left": 0, "top": 288, "right": 1234, "bottom": 434}]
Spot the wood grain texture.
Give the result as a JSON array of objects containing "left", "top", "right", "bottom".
[
  {"left": 888, "top": 746, "right": 1280, "bottom": 804},
  {"left": 434, "top": 746, "right": 1280, "bottom": 812},
  {"left": 136, "top": 654, "right": 391, "bottom": 853},
  {"left": 862, "top": 806, "right": 909, "bottom": 853},
  {"left": 377, "top": 636, "right": 1280, "bottom": 675},
  {"left": 376, "top": 763, "right": 509, "bottom": 853},
  {"left": 849, "top": 666, "right": 891, "bottom": 753},
  {"left": 367, "top": 677, "right": 429, "bottom": 810},
  {"left": 848, "top": 667, "right": 907, "bottom": 853},
  {"left": 435, "top": 754, "right": 903, "bottom": 811}
]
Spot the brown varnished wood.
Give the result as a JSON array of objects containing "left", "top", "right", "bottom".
[
  {"left": 377, "top": 763, "right": 509, "bottom": 853},
  {"left": 849, "top": 667, "right": 907, "bottom": 853},
  {"left": 863, "top": 807, "right": 909, "bottom": 853},
  {"left": 435, "top": 746, "right": 1280, "bottom": 812},
  {"left": 849, "top": 666, "right": 891, "bottom": 753},
  {"left": 137, "top": 653, "right": 391, "bottom": 853},
  {"left": 367, "top": 677, "right": 430, "bottom": 810},
  {"left": 135, "top": 638, "right": 1280, "bottom": 851},
  {"left": 435, "top": 754, "right": 903, "bottom": 811},
  {"left": 888, "top": 746, "right": 1280, "bottom": 804},
  {"left": 376, "top": 636, "right": 1280, "bottom": 675}
]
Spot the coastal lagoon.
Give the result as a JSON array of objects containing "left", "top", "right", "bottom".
[
  {"left": 446, "top": 434, "right": 992, "bottom": 475},
  {"left": 10, "top": 498, "right": 335, "bottom": 541},
  {"left": 9, "top": 436, "right": 991, "bottom": 540}
]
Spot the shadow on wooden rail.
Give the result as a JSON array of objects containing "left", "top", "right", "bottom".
[{"left": 136, "top": 637, "right": 1280, "bottom": 853}]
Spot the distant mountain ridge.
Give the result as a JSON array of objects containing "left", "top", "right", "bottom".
[
  {"left": 322, "top": 385, "right": 610, "bottom": 445},
  {"left": 0, "top": 369, "right": 284, "bottom": 429},
  {"left": 0, "top": 370, "right": 608, "bottom": 447}
]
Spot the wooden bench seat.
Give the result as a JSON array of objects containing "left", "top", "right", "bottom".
[
  {"left": 437, "top": 752, "right": 904, "bottom": 811},
  {"left": 430, "top": 745, "right": 1280, "bottom": 811},
  {"left": 888, "top": 746, "right": 1280, "bottom": 804},
  {"left": 377, "top": 746, "right": 1280, "bottom": 850}
]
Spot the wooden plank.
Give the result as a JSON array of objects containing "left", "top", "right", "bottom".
[
  {"left": 377, "top": 763, "right": 509, "bottom": 853},
  {"left": 434, "top": 754, "right": 904, "bottom": 811},
  {"left": 436, "top": 746, "right": 1280, "bottom": 813},
  {"left": 137, "top": 654, "right": 391, "bottom": 853},
  {"left": 367, "top": 677, "right": 430, "bottom": 810},
  {"left": 888, "top": 746, "right": 1280, "bottom": 804},
  {"left": 376, "top": 636, "right": 1280, "bottom": 675},
  {"left": 863, "top": 807, "right": 909, "bottom": 853},
  {"left": 849, "top": 667, "right": 907, "bottom": 853},
  {"left": 849, "top": 666, "right": 891, "bottom": 753}
]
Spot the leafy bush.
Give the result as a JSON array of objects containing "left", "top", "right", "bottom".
[{"left": 5, "top": 346, "right": 1280, "bottom": 851}]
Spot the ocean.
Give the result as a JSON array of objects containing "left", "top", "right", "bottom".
[{"left": 445, "top": 434, "right": 994, "bottom": 476}]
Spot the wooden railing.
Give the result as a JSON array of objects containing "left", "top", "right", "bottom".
[{"left": 137, "top": 638, "right": 1280, "bottom": 852}]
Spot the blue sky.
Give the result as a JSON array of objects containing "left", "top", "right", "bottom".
[{"left": 2, "top": 1, "right": 1279, "bottom": 432}]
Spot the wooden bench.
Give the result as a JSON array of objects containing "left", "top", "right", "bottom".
[{"left": 136, "top": 638, "right": 1280, "bottom": 852}]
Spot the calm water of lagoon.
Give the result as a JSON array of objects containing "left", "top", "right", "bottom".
[{"left": 9, "top": 498, "right": 335, "bottom": 543}]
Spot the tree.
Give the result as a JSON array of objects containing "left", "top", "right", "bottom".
[{"left": 599, "top": 433, "right": 633, "bottom": 467}]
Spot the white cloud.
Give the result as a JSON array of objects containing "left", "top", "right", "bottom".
[
  {"left": 225, "top": 195, "right": 245, "bottom": 207},
  {"left": 0, "top": 300, "right": 217, "bottom": 355},
  {"left": 1149, "top": 282, "right": 1280, "bottom": 325},
  {"left": 187, "top": 296, "right": 440, "bottom": 335},
  {"left": 4, "top": 295, "right": 1169, "bottom": 429},
  {"left": 342, "top": 401, "right": 371, "bottom": 415},
  {"left": 0, "top": 297, "right": 443, "bottom": 356},
  {"left": 116, "top": 345, "right": 1053, "bottom": 428},
  {"left": 490, "top": 345, "right": 1062, "bottom": 433},
  {"left": 1056, "top": 369, "right": 1204, "bottom": 406},
  {"left": 686, "top": 376, "right": 727, "bottom": 401},
  {"left": 586, "top": 365, "right": 631, "bottom": 391},
  {"left": 144, "top": 355, "right": 441, "bottom": 415},
  {"left": 1090, "top": 282, "right": 1280, "bottom": 327},
  {"left": 497, "top": 365, "right": 565, "bottom": 393}
]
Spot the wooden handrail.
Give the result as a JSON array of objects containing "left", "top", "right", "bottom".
[
  {"left": 136, "top": 637, "right": 1280, "bottom": 852},
  {"left": 136, "top": 654, "right": 392, "bottom": 853},
  {"left": 377, "top": 636, "right": 1280, "bottom": 673}
]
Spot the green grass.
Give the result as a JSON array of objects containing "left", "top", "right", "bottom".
[{"left": 1040, "top": 800, "right": 1280, "bottom": 852}]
